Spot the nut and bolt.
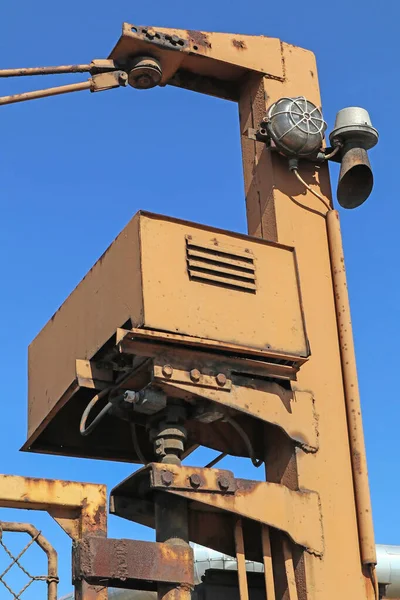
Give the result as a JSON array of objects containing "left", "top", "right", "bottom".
[
  {"left": 217, "top": 476, "right": 230, "bottom": 491},
  {"left": 216, "top": 373, "right": 227, "bottom": 387},
  {"left": 162, "top": 364, "right": 173, "bottom": 378},
  {"left": 190, "top": 369, "right": 201, "bottom": 382},
  {"left": 118, "top": 72, "right": 128, "bottom": 86},
  {"left": 161, "top": 471, "right": 174, "bottom": 486},
  {"left": 189, "top": 474, "right": 202, "bottom": 489}
]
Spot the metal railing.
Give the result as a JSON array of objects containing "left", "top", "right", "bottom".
[{"left": 0, "top": 521, "right": 58, "bottom": 600}]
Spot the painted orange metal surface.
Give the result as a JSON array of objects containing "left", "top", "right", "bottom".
[
  {"left": 7, "top": 21, "right": 377, "bottom": 600},
  {"left": 0, "top": 474, "right": 107, "bottom": 600}
]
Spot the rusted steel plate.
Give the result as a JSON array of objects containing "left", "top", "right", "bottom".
[
  {"left": 108, "top": 23, "right": 285, "bottom": 89},
  {"left": 161, "top": 381, "right": 318, "bottom": 452},
  {"left": 74, "top": 537, "right": 194, "bottom": 590},
  {"left": 164, "top": 479, "right": 323, "bottom": 556},
  {"left": 150, "top": 463, "right": 236, "bottom": 494}
]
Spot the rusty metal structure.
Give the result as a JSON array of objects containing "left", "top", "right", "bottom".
[
  {"left": 0, "top": 20, "right": 381, "bottom": 600},
  {"left": 0, "top": 521, "right": 58, "bottom": 599}
]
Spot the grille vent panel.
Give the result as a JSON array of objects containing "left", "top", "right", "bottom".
[{"left": 186, "top": 237, "right": 256, "bottom": 293}]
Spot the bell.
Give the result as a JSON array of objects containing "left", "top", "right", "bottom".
[{"left": 330, "top": 107, "right": 378, "bottom": 209}]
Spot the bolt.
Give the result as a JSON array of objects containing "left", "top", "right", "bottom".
[
  {"left": 190, "top": 369, "right": 201, "bottom": 382},
  {"left": 171, "top": 35, "right": 180, "bottom": 44},
  {"left": 218, "top": 476, "right": 230, "bottom": 491},
  {"left": 135, "top": 73, "right": 152, "bottom": 88},
  {"left": 161, "top": 471, "right": 173, "bottom": 486},
  {"left": 189, "top": 474, "right": 202, "bottom": 489},
  {"left": 162, "top": 365, "right": 173, "bottom": 378},
  {"left": 216, "top": 373, "right": 227, "bottom": 387},
  {"left": 118, "top": 72, "right": 128, "bottom": 86}
]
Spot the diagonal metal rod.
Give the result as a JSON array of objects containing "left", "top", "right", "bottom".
[
  {"left": 0, "top": 65, "right": 92, "bottom": 77},
  {"left": 0, "top": 80, "right": 92, "bottom": 106}
]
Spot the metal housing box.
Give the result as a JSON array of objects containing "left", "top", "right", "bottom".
[{"left": 25, "top": 211, "right": 309, "bottom": 460}]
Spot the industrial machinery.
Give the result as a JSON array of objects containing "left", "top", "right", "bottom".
[{"left": 0, "top": 20, "right": 381, "bottom": 600}]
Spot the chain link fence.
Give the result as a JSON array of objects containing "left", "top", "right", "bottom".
[{"left": 0, "top": 521, "right": 58, "bottom": 600}]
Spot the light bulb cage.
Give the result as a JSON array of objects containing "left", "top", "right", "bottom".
[{"left": 263, "top": 96, "right": 327, "bottom": 158}]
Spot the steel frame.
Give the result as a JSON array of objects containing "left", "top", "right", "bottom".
[{"left": 0, "top": 474, "right": 107, "bottom": 600}]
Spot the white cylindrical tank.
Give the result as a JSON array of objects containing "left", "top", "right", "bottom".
[{"left": 376, "top": 544, "right": 400, "bottom": 598}]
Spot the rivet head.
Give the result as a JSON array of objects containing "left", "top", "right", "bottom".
[
  {"left": 217, "top": 476, "right": 230, "bottom": 491},
  {"left": 190, "top": 369, "right": 201, "bottom": 382},
  {"left": 162, "top": 365, "right": 173, "bottom": 378},
  {"left": 189, "top": 474, "right": 202, "bottom": 489},
  {"left": 216, "top": 373, "right": 227, "bottom": 387},
  {"left": 161, "top": 471, "right": 173, "bottom": 486}
]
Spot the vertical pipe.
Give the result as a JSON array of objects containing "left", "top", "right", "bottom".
[
  {"left": 234, "top": 518, "right": 249, "bottom": 600},
  {"left": 262, "top": 525, "right": 276, "bottom": 600},
  {"left": 326, "top": 209, "right": 376, "bottom": 565}
]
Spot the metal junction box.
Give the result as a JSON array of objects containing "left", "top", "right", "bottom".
[{"left": 24, "top": 211, "right": 309, "bottom": 461}]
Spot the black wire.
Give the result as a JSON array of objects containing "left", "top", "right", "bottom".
[{"left": 224, "top": 417, "right": 263, "bottom": 468}]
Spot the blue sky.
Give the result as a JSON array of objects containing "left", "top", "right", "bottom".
[{"left": 0, "top": 1, "right": 398, "bottom": 597}]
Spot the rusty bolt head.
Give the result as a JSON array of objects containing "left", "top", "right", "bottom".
[
  {"left": 218, "top": 476, "right": 230, "bottom": 491},
  {"left": 216, "top": 373, "right": 227, "bottom": 387},
  {"left": 162, "top": 364, "right": 173, "bottom": 378},
  {"left": 190, "top": 369, "right": 201, "bottom": 382},
  {"left": 189, "top": 474, "right": 202, "bottom": 489},
  {"left": 161, "top": 471, "right": 174, "bottom": 486}
]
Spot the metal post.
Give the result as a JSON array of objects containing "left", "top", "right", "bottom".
[
  {"left": 152, "top": 404, "right": 192, "bottom": 600},
  {"left": 155, "top": 492, "right": 191, "bottom": 600}
]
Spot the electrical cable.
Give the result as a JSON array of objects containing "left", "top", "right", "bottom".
[
  {"left": 224, "top": 417, "right": 263, "bottom": 468},
  {"left": 79, "top": 389, "right": 113, "bottom": 437},
  {"left": 130, "top": 423, "right": 149, "bottom": 465},
  {"left": 324, "top": 144, "right": 341, "bottom": 160},
  {"left": 292, "top": 168, "right": 331, "bottom": 211},
  {"left": 79, "top": 368, "right": 137, "bottom": 437}
]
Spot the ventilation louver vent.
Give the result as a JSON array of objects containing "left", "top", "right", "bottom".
[{"left": 186, "top": 236, "right": 256, "bottom": 293}]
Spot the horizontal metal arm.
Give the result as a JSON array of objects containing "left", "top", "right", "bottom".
[
  {"left": 0, "top": 70, "right": 128, "bottom": 106},
  {"left": 0, "top": 59, "right": 118, "bottom": 78}
]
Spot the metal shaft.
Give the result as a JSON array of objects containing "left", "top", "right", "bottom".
[
  {"left": 0, "top": 64, "right": 92, "bottom": 77},
  {"left": 155, "top": 492, "right": 191, "bottom": 600},
  {"left": 153, "top": 404, "right": 192, "bottom": 600},
  {"left": 0, "top": 80, "right": 92, "bottom": 106}
]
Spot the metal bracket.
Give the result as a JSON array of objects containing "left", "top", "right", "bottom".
[
  {"left": 73, "top": 536, "right": 194, "bottom": 591},
  {"left": 111, "top": 464, "right": 323, "bottom": 557},
  {"left": 75, "top": 359, "right": 113, "bottom": 391},
  {"left": 153, "top": 362, "right": 232, "bottom": 391},
  {"left": 162, "top": 380, "right": 319, "bottom": 453},
  {"left": 150, "top": 463, "right": 236, "bottom": 494}
]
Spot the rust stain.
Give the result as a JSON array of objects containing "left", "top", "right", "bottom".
[
  {"left": 188, "top": 30, "right": 212, "bottom": 49},
  {"left": 232, "top": 39, "right": 247, "bottom": 50}
]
